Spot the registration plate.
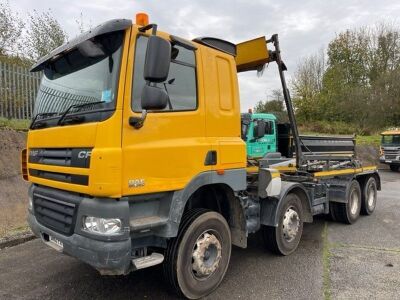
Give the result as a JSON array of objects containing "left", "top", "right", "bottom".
[
  {"left": 386, "top": 160, "right": 392, "bottom": 163},
  {"left": 48, "top": 235, "right": 63, "bottom": 251}
]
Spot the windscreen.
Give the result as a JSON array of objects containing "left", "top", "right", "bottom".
[
  {"left": 382, "top": 135, "right": 400, "bottom": 145},
  {"left": 31, "top": 31, "right": 124, "bottom": 128}
]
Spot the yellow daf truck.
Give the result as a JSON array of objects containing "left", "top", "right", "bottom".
[
  {"left": 23, "top": 14, "right": 381, "bottom": 299},
  {"left": 380, "top": 129, "right": 400, "bottom": 171}
]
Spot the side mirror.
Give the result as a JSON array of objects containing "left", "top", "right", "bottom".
[
  {"left": 144, "top": 35, "right": 171, "bottom": 82},
  {"left": 253, "top": 121, "right": 267, "bottom": 139},
  {"left": 132, "top": 34, "right": 171, "bottom": 129},
  {"left": 141, "top": 85, "right": 168, "bottom": 110}
]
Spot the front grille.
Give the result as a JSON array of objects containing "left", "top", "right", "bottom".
[
  {"left": 383, "top": 149, "right": 400, "bottom": 160},
  {"left": 385, "top": 155, "right": 397, "bottom": 160},
  {"left": 33, "top": 186, "right": 81, "bottom": 235},
  {"left": 29, "top": 148, "right": 92, "bottom": 168},
  {"left": 29, "top": 169, "right": 89, "bottom": 185}
]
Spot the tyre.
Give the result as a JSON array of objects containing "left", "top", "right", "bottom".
[
  {"left": 361, "top": 177, "right": 377, "bottom": 215},
  {"left": 163, "top": 209, "right": 231, "bottom": 299},
  {"left": 262, "top": 193, "right": 304, "bottom": 256},
  {"left": 390, "top": 164, "right": 399, "bottom": 172},
  {"left": 329, "top": 202, "right": 337, "bottom": 221},
  {"left": 331, "top": 180, "right": 361, "bottom": 224}
]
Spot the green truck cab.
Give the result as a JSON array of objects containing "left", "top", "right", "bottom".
[
  {"left": 241, "top": 112, "right": 295, "bottom": 160},
  {"left": 241, "top": 113, "right": 279, "bottom": 158}
]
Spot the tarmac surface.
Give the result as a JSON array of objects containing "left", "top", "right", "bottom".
[{"left": 0, "top": 170, "right": 398, "bottom": 299}]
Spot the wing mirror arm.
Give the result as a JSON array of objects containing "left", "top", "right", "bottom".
[{"left": 129, "top": 110, "right": 147, "bottom": 129}]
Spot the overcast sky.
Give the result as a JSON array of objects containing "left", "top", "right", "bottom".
[{"left": 9, "top": 0, "right": 400, "bottom": 111}]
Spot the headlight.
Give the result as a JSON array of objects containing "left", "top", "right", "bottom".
[
  {"left": 28, "top": 195, "right": 33, "bottom": 211},
  {"left": 83, "top": 216, "right": 122, "bottom": 235}
]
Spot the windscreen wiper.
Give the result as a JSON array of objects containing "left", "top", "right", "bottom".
[
  {"left": 57, "top": 101, "right": 105, "bottom": 125},
  {"left": 30, "top": 112, "right": 59, "bottom": 129}
]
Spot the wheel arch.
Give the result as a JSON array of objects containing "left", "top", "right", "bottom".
[
  {"left": 183, "top": 183, "right": 234, "bottom": 221},
  {"left": 260, "top": 181, "right": 313, "bottom": 227},
  {"left": 169, "top": 170, "right": 248, "bottom": 248},
  {"left": 355, "top": 171, "right": 381, "bottom": 191}
]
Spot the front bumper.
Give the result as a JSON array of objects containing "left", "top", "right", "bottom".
[
  {"left": 28, "top": 212, "right": 132, "bottom": 275},
  {"left": 379, "top": 157, "right": 400, "bottom": 164},
  {"left": 27, "top": 184, "right": 133, "bottom": 275},
  {"left": 27, "top": 184, "right": 179, "bottom": 275}
]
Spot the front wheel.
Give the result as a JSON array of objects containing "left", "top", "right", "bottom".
[
  {"left": 262, "top": 193, "right": 304, "bottom": 256},
  {"left": 390, "top": 164, "right": 399, "bottom": 172},
  {"left": 163, "top": 209, "right": 231, "bottom": 299}
]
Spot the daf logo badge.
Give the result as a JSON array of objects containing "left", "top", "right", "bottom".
[{"left": 30, "top": 150, "right": 39, "bottom": 157}]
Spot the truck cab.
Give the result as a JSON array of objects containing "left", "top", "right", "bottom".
[
  {"left": 380, "top": 129, "right": 400, "bottom": 171},
  {"left": 241, "top": 113, "right": 277, "bottom": 158}
]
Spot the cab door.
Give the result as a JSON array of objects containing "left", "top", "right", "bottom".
[
  {"left": 263, "top": 119, "right": 277, "bottom": 153},
  {"left": 121, "top": 31, "right": 209, "bottom": 196}
]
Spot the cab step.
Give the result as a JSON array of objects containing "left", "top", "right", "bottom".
[{"left": 132, "top": 253, "right": 164, "bottom": 270}]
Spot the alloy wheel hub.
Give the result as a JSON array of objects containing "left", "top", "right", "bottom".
[
  {"left": 367, "top": 184, "right": 376, "bottom": 207},
  {"left": 350, "top": 190, "right": 359, "bottom": 215},
  {"left": 192, "top": 232, "right": 222, "bottom": 278},
  {"left": 282, "top": 207, "right": 300, "bottom": 242}
]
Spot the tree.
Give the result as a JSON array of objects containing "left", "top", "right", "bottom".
[
  {"left": 24, "top": 9, "right": 68, "bottom": 61},
  {"left": 291, "top": 50, "right": 325, "bottom": 122},
  {"left": 322, "top": 25, "right": 400, "bottom": 132},
  {"left": 0, "top": 0, "right": 24, "bottom": 56},
  {"left": 75, "top": 12, "right": 92, "bottom": 34},
  {"left": 254, "top": 89, "right": 285, "bottom": 113},
  {"left": 291, "top": 22, "right": 400, "bottom": 133}
]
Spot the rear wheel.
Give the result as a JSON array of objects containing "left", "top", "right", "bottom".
[
  {"left": 262, "top": 193, "right": 304, "bottom": 256},
  {"left": 390, "top": 164, "right": 399, "bottom": 172},
  {"left": 361, "top": 177, "right": 377, "bottom": 215},
  {"left": 329, "top": 202, "right": 337, "bottom": 221},
  {"left": 331, "top": 180, "right": 361, "bottom": 224},
  {"left": 163, "top": 209, "right": 231, "bottom": 299}
]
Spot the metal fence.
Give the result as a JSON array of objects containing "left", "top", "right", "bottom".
[{"left": 0, "top": 61, "right": 42, "bottom": 120}]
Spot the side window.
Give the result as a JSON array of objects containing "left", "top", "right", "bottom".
[
  {"left": 266, "top": 121, "right": 274, "bottom": 135},
  {"left": 132, "top": 35, "right": 197, "bottom": 112},
  {"left": 252, "top": 119, "right": 274, "bottom": 136}
]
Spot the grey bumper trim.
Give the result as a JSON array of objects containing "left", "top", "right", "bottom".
[{"left": 28, "top": 212, "right": 132, "bottom": 275}]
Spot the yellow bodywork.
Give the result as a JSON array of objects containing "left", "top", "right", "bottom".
[
  {"left": 381, "top": 129, "right": 400, "bottom": 135},
  {"left": 246, "top": 165, "right": 377, "bottom": 178},
  {"left": 26, "top": 25, "right": 246, "bottom": 198},
  {"left": 236, "top": 37, "right": 270, "bottom": 72}
]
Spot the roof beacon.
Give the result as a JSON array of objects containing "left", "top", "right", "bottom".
[{"left": 136, "top": 13, "right": 149, "bottom": 26}]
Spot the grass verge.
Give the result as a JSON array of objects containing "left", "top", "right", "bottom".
[
  {"left": 0, "top": 117, "right": 30, "bottom": 131},
  {"left": 355, "top": 135, "right": 381, "bottom": 147}
]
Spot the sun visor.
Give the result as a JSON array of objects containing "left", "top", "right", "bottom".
[
  {"left": 30, "top": 19, "right": 132, "bottom": 72},
  {"left": 236, "top": 37, "right": 270, "bottom": 72}
]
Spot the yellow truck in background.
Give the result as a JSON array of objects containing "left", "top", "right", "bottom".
[
  {"left": 380, "top": 129, "right": 400, "bottom": 171},
  {"left": 23, "top": 13, "right": 381, "bottom": 299}
]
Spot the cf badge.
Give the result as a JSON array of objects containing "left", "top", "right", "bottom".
[{"left": 78, "top": 150, "right": 92, "bottom": 159}]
